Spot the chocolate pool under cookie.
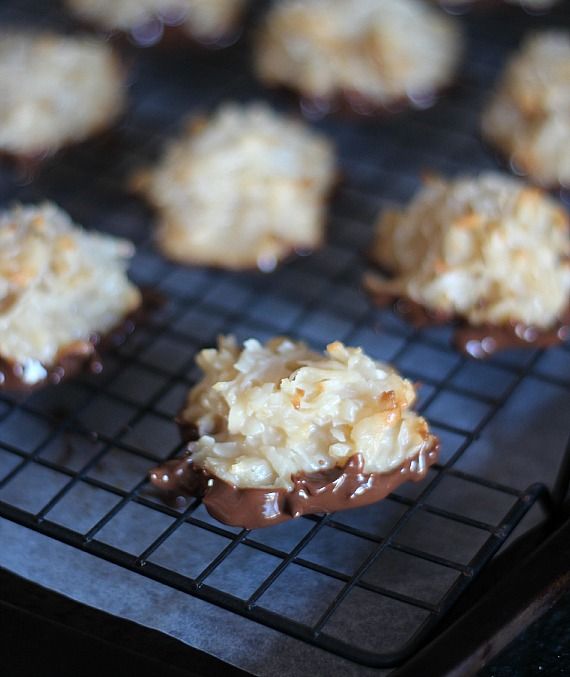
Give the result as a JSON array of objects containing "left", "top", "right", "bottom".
[{"left": 150, "top": 336, "right": 438, "bottom": 528}]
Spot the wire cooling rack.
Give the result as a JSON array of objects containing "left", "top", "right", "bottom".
[{"left": 0, "top": 0, "right": 570, "bottom": 669}]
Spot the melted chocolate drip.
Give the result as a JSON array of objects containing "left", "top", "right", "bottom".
[
  {"left": 368, "top": 289, "right": 570, "bottom": 359},
  {"left": 298, "top": 90, "right": 416, "bottom": 120},
  {"left": 455, "top": 318, "right": 570, "bottom": 359},
  {"left": 0, "top": 349, "right": 100, "bottom": 392},
  {"left": 0, "top": 289, "right": 162, "bottom": 392},
  {"left": 0, "top": 148, "right": 47, "bottom": 180},
  {"left": 149, "top": 444, "right": 439, "bottom": 530}
]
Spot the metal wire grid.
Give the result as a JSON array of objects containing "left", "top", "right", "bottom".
[{"left": 0, "top": 0, "right": 569, "bottom": 669}]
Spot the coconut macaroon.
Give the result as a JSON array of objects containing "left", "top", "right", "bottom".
[
  {"left": 134, "top": 103, "right": 336, "bottom": 271},
  {"left": 0, "top": 31, "right": 125, "bottom": 159},
  {"left": 66, "top": 0, "right": 248, "bottom": 46},
  {"left": 254, "top": 0, "right": 462, "bottom": 114},
  {"left": 150, "top": 336, "right": 438, "bottom": 528},
  {"left": 365, "top": 173, "right": 570, "bottom": 356},
  {"left": 482, "top": 31, "right": 570, "bottom": 188},
  {"left": 0, "top": 204, "right": 141, "bottom": 389}
]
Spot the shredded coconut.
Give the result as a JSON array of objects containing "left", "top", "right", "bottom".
[
  {"left": 0, "top": 31, "right": 125, "bottom": 156},
  {"left": 367, "top": 172, "right": 570, "bottom": 329},
  {"left": 135, "top": 102, "right": 336, "bottom": 270},
  {"left": 482, "top": 31, "right": 570, "bottom": 188},
  {"left": 179, "top": 336, "right": 436, "bottom": 490},
  {"left": 255, "top": 0, "right": 462, "bottom": 107},
  {"left": 0, "top": 203, "right": 141, "bottom": 383}
]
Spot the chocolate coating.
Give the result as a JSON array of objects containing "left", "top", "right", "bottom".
[
  {"left": 0, "top": 289, "right": 161, "bottom": 392},
  {"left": 0, "top": 346, "right": 101, "bottom": 392},
  {"left": 275, "top": 85, "right": 450, "bottom": 122},
  {"left": 149, "top": 444, "right": 439, "bottom": 530},
  {"left": 367, "top": 289, "right": 570, "bottom": 359},
  {"left": 0, "top": 116, "right": 126, "bottom": 182},
  {"left": 455, "top": 318, "right": 570, "bottom": 359},
  {"left": 262, "top": 72, "right": 464, "bottom": 122},
  {"left": 82, "top": 20, "right": 243, "bottom": 51}
]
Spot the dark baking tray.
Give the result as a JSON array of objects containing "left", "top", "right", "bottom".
[{"left": 0, "top": 0, "right": 569, "bottom": 671}]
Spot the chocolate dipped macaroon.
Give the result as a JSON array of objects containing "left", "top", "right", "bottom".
[
  {"left": 150, "top": 336, "right": 439, "bottom": 529},
  {"left": 0, "top": 203, "right": 142, "bottom": 390},
  {"left": 133, "top": 102, "right": 336, "bottom": 271},
  {"left": 364, "top": 172, "right": 570, "bottom": 358},
  {"left": 65, "top": 0, "right": 248, "bottom": 48},
  {"left": 254, "top": 0, "right": 463, "bottom": 117},
  {"left": 482, "top": 31, "right": 570, "bottom": 189},
  {"left": 0, "top": 31, "right": 125, "bottom": 164}
]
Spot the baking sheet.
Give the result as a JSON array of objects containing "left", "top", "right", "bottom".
[
  {"left": 0, "top": 518, "right": 385, "bottom": 677},
  {"left": 0, "top": 1, "right": 570, "bottom": 674}
]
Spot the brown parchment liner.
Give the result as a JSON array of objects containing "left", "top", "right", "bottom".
[{"left": 149, "top": 423, "right": 439, "bottom": 530}]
